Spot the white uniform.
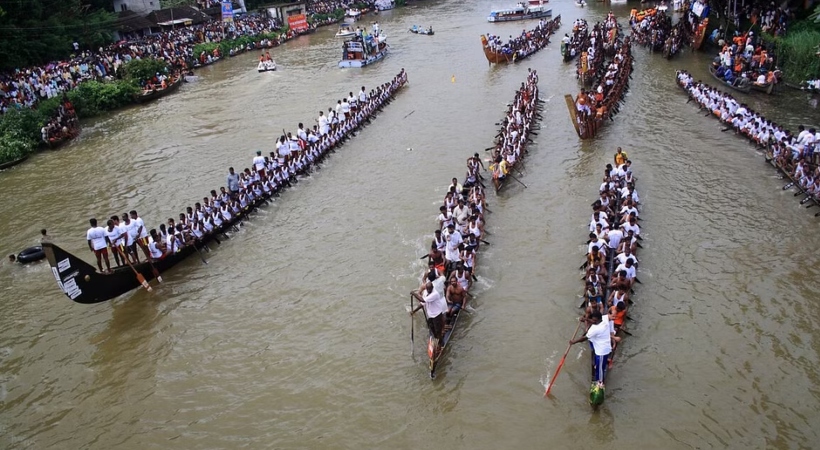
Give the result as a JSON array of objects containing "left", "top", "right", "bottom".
[
  {"left": 124, "top": 220, "right": 139, "bottom": 246},
  {"left": 253, "top": 155, "right": 266, "bottom": 171},
  {"left": 422, "top": 288, "right": 447, "bottom": 318},
  {"left": 104, "top": 227, "right": 123, "bottom": 248},
  {"left": 87, "top": 226, "right": 107, "bottom": 251},
  {"left": 586, "top": 315, "right": 613, "bottom": 356},
  {"left": 133, "top": 216, "right": 148, "bottom": 239}
]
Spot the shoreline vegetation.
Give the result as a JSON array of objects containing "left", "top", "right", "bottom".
[{"left": 0, "top": 3, "right": 379, "bottom": 167}]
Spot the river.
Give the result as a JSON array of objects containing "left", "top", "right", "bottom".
[{"left": 2, "top": 1, "right": 820, "bottom": 448}]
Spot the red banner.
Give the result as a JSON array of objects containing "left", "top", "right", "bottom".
[{"left": 288, "top": 14, "right": 308, "bottom": 33}]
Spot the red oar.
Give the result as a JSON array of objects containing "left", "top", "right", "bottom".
[{"left": 544, "top": 320, "right": 583, "bottom": 397}]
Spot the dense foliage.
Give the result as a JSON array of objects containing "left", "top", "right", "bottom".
[
  {"left": 67, "top": 81, "right": 141, "bottom": 117},
  {"left": 0, "top": 0, "right": 116, "bottom": 70},
  {"left": 192, "top": 32, "right": 285, "bottom": 58},
  {"left": 122, "top": 58, "right": 171, "bottom": 84},
  {"left": 0, "top": 110, "right": 40, "bottom": 164},
  {"left": 762, "top": 20, "right": 820, "bottom": 83}
]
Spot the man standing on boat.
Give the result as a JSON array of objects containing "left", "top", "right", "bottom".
[
  {"left": 87, "top": 218, "right": 111, "bottom": 273},
  {"left": 417, "top": 281, "right": 447, "bottom": 341},
  {"left": 253, "top": 151, "right": 266, "bottom": 180},
  {"left": 227, "top": 167, "right": 240, "bottom": 197},
  {"left": 569, "top": 311, "right": 619, "bottom": 387}
]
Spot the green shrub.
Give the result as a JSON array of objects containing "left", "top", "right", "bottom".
[
  {"left": 65, "top": 80, "right": 140, "bottom": 118},
  {"left": 764, "top": 26, "right": 820, "bottom": 82},
  {"left": 122, "top": 58, "right": 170, "bottom": 84},
  {"left": 0, "top": 134, "right": 35, "bottom": 164}
]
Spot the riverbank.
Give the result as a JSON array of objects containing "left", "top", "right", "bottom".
[{"left": 0, "top": 6, "right": 373, "bottom": 168}]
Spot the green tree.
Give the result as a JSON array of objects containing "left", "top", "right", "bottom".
[{"left": 0, "top": 0, "right": 116, "bottom": 70}]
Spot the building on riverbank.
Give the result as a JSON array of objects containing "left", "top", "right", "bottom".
[{"left": 262, "top": 1, "right": 307, "bottom": 22}]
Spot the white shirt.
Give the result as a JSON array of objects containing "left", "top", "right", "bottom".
[
  {"left": 588, "top": 239, "right": 607, "bottom": 254},
  {"left": 148, "top": 240, "right": 163, "bottom": 258},
  {"left": 607, "top": 229, "right": 623, "bottom": 251},
  {"left": 253, "top": 155, "right": 266, "bottom": 171},
  {"left": 616, "top": 252, "right": 637, "bottom": 266},
  {"left": 614, "top": 263, "right": 636, "bottom": 279},
  {"left": 586, "top": 315, "right": 612, "bottom": 356},
  {"left": 623, "top": 222, "right": 640, "bottom": 236},
  {"left": 133, "top": 216, "right": 148, "bottom": 239},
  {"left": 422, "top": 288, "right": 447, "bottom": 318},
  {"left": 124, "top": 220, "right": 139, "bottom": 245},
  {"left": 87, "top": 226, "right": 107, "bottom": 250},
  {"left": 105, "top": 226, "right": 123, "bottom": 246}
]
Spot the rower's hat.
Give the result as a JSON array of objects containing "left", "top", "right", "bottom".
[
  {"left": 256, "top": 150, "right": 262, "bottom": 155},
  {"left": 448, "top": 223, "right": 455, "bottom": 228}
]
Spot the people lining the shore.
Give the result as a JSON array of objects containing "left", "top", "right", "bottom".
[
  {"left": 0, "top": 1, "right": 374, "bottom": 114},
  {"left": 710, "top": 30, "right": 779, "bottom": 89},
  {"left": 84, "top": 69, "right": 407, "bottom": 272}
]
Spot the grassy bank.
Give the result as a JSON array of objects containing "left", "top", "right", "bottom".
[
  {"left": 0, "top": 59, "right": 164, "bottom": 166},
  {"left": 763, "top": 22, "right": 820, "bottom": 83},
  {"left": 193, "top": 31, "right": 287, "bottom": 59}
]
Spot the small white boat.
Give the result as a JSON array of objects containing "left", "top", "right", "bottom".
[
  {"left": 257, "top": 60, "right": 276, "bottom": 72},
  {"left": 346, "top": 8, "right": 361, "bottom": 19},
  {"left": 336, "top": 25, "right": 356, "bottom": 38},
  {"left": 575, "top": 0, "right": 586, "bottom": 6}
]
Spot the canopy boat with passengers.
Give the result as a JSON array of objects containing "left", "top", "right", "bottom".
[
  {"left": 339, "top": 32, "right": 388, "bottom": 68},
  {"left": 487, "top": 1, "right": 552, "bottom": 23}
]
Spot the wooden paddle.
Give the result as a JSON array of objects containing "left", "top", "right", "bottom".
[
  {"left": 193, "top": 242, "right": 209, "bottom": 264},
  {"left": 507, "top": 173, "right": 528, "bottom": 188},
  {"left": 122, "top": 251, "right": 152, "bottom": 292},
  {"left": 410, "top": 293, "right": 414, "bottom": 355},
  {"left": 544, "top": 319, "right": 583, "bottom": 397}
]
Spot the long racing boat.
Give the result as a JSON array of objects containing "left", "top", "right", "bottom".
[
  {"left": 565, "top": 35, "right": 633, "bottom": 139},
  {"left": 480, "top": 16, "right": 560, "bottom": 65},
  {"left": 46, "top": 71, "right": 409, "bottom": 304},
  {"left": 410, "top": 72, "right": 540, "bottom": 379},
  {"left": 573, "top": 149, "right": 642, "bottom": 406}
]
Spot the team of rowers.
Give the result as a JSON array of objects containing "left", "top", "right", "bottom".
[
  {"left": 488, "top": 69, "right": 540, "bottom": 191},
  {"left": 485, "top": 17, "right": 559, "bottom": 61},
  {"left": 560, "top": 18, "right": 588, "bottom": 61},
  {"left": 630, "top": 9, "right": 686, "bottom": 57},
  {"left": 574, "top": 35, "right": 632, "bottom": 128},
  {"left": 577, "top": 13, "right": 620, "bottom": 83},
  {"left": 83, "top": 69, "right": 408, "bottom": 274},
  {"left": 677, "top": 70, "right": 820, "bottom": 199},
  {"left": 413, "top": 163, "right": 489, "bottom": 343},
  {"left": 411, "top": 73, "right": 540, "bottom": 370},
  {"left": 570, "top": 147, "right": 641, "bottom": 389}
]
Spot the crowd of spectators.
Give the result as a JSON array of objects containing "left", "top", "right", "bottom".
[
  {"left": 728, "top": 0, "right": 792, "bottom": 37},
  {"left": 0, "top": 0, "right": 371, "bottom": 115},
  {"left": 710, "top": 30, "right": 778, "bottom": 88}
]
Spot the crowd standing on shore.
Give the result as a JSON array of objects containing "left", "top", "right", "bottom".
[{"left": 0, "top": 0, "right": 368, "bottom": 115}]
